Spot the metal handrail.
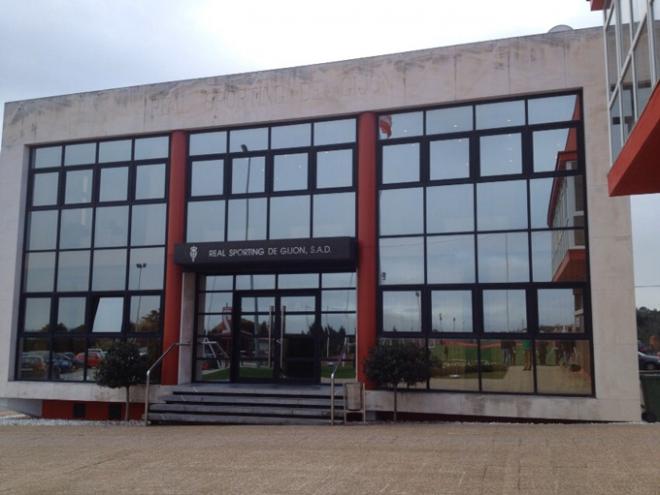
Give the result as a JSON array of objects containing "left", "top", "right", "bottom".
[
  {"left": 144, "top": 342, "right": 190, "bottom": 426},
  {"left": 330, "top": 338, "right": 349, "bottom": 425}
]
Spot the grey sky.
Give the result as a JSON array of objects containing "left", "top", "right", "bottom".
[{"left": 1, "top": 0, "right": 658, "bottom": 308}]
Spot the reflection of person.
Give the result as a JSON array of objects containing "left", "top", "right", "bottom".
[
  {"left": 501, "top": 341, "right": 514, "bottom": 366},
  {"left": 559, "top": 341, "right": 575, "bottom": 367},
  {"left": 537, "top": 341, "right": 548, "bottom": 366},
  {"left": 522, "top": 341, "right": 532, "bottom": 371}
]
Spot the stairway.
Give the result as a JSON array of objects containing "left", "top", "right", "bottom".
[{"left": 147, "top": 383, "right": 345, "bottom": 425}]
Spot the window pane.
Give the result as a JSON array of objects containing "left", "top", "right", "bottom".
[
  {"left": 99, "top": 140, "right": 131, "bottom": 163},
  {"left": 24, "top": 252, "right": 55, "bottom": 292},
  {"left": 531, "top": 176, "right": 584, "bottom": 229},
  {"left": 610, "top": 93, "right": 623, "bottom": 159},
  {"left": 480, "top": 340, "right": 534, "bottom": 392},
  {"left": 316, "top": 149, "right": 352, "bottom": 188},
  {"left": 23, "top": 298, "right": 51, "bottom": 332},
  {"left": 28, "top": 210, "right": 58, "bottom": 250},
  {"left": 431, "top": 292, "right": 472, "bottom": 333},
  {"left": 134, "top": 136, "right": 169, "bottom": 159},
  {"left": 379, "top": 188, "right": 423, "bottom": 235},
  {"left": 533, "top": 128, "right": 577, "bottom": 172},
  {"left": 52, "top": 337, "right": 86, "bottom": 381},
  {"left": 129, "top": 247, "right": 165, "bottom": 290},
  {"left": 273, "top": 153, "right": 308, "bottom": 191},
  {"left": 426, "top": 184, "right": 474, "bottom": 233},
  {"left": 531, "top": 230, "right": 587, "bottom": 282},
  {"left": 621, "top": 0, "right": 632, "bottom": 63},
  {"left": 321, "top": 313, "right": 356, "bottom": 336},
  {"left": 313, "top": 192, "right": 355, "bottom": 237},
  {"left": 32, "top": 172, "right": 59, "bottom": 206},
  {"left": 92, "top": 298, "right": 124, "bottom": 332},
  {"left": 314, "top": 119, "right": 355, "bottom": 145},
  {"left": 269, "top": 195, "right": 310, "bottom": 239},
  {"left": 85, "top": 338, "right": 116, "bottom": 381},
  {"left": 64, "top": 143, "right": 95, "bottom": 166},
  {"left": 95, "top": 206, "right": 129, "bottom": 247},
  {"left": 538, "top": 288, "right": 584, "bottom": 333},
  {"left": 430, "top": 138, "right": 470, "bottom": 180},
  {"left": 232, "top": 156, "right": 265, "bottom": 193},
  {"left": 280, "top": 295, "right": 316, "bottom": 312},
  {"left": 483, "top": 290, "right": 527, "bottom": 332},
  {"left": 382, "top": 143, "right": 420, "bottom": 183},
  {"left": 480, "top": 133, "right": 522, "bottom": 176},
  {"left": 33, "top": 146, "right": 61, "bottom": 168},
  {"left": 428, "top": 339, "right": 479, "bottom": 391},
  {"left": 187, "top": 200, "right": 225, "bottom": 242},
  {"left": 477, "top": 181, "right": 527, "bottom": 231},
  {"left": 622, "top": 64, "right": 635, "bottom": 139},
  {"left": 131, "top": 203, "right": 166, "bottom": 246},
  {"left": 634, "top": 23, "right": 652, "bottom": 115},
  {"left": 271, "top": 123, "right": 311, "bottom": 148},
  {"left": 476, "top": 100, "right": 524, "bottom": 129},
  {"left": 606, "top": 8, "right": 619, "bottom": 93},
  {"left": 199, "top": 291, "right": 233, "bottom": 313},
  {"left": 92, "top": 248, "right": 127, "bottom": 290},
  {"left": 191, "top": 159, "right": 223, "bottom": 196},
  {"left": 278, "top": 273, "right": 318, "bottom": 289},
  {"left": 536, "top": 340, "right": 592, "bottom": 394},
  {"left": 227, "top": 198, "right": 267, "bottom": 240},
  {"left": 528, "top": 94, "right": 579, "bottom": 124},
  {"left": 478, "top": 233, "right": 529, "bottom": 283},
  {"left": 378, "top": 112, "right": 423, "bottom": 139},
  {"left": 202, "top": 275, "right": 233, "bottom": 291},
  {"left": 18, "top": 338, "right": 49, "bottom": 380},
  {"left": 56, "top": 297, "right": 86, "bottom": 333},
  {"left": 321, "top": 272, "right": 355, "bottom": 288},
  {"left": 236, "top": 274, "right": 275, "bottom": 290},
  {"left": 136, "top": 163, "right": 166, "bottom": 200},
  {"left": 130, "top": 295, "right": 161, "bottom": 332},
  {"left": 57, "top": 250, "right": 90, "bottom": 291},
  {"left": 321, "top": 290, "right": 356, "bottom": 311},
  {"left": 99, "top": 167, "right": 128, "bottom": 202},
  {"left": 60, "top": 208, "right": 93, "bottom": 249},
  {"left": 190, "top": 131, "right": 226, "bottom": 156},
  {"left": 64, "top": 169, "right": 93, "bottom": 204},
  {"left": 229, "top": 128, "right": 268, "bottom": 152},
  {"left": 426, "top": 106, "right": 473, "bottom": 134},
  {"left": 379, "top": 237, "right": 424, "bottom": 284},
  {"left": 382, "top": 291, "right": 421, "bottom": 332},
  {"left": 427, "top": 235, "right": 475, "bottom": 283}
]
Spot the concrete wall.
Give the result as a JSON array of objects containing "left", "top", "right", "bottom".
[{"left": 0, "top": 27, "right": 640, "bottom": 420}]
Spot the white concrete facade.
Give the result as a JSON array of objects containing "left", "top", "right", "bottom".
[{"left": 0, "top": 27, "right": 640, "bottom": 421}]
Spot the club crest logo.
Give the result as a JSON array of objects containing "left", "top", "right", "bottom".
[{"left": 189, "top": 245, "right": 198, "bottom": 263}]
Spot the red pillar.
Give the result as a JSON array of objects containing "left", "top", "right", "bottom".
[
  {"left": 161, "top": 131, "right": 187, "bottom": 385},
  {"left": 356, "top": 113, "right": 378, "bottom": 386}
]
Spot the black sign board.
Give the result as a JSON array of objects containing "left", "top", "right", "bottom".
[{"left": 174, "top": 237, "right": 357, "bottom": 273}]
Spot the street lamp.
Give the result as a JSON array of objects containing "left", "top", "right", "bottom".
[{"left": 135, "top": 262, "right": 147, "bottom": 330}]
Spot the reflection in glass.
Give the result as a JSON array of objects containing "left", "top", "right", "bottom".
[
  {"left": 135, "top": 163, "right": 166, "bottom": 200},
  {"left": 476, "top": 100, "right": 525, "bottom": 129},
  {"left": 52, "top": 337, "right": 86, "bottom": 381},
  {"left": 56, "top": 297, "right": 86, "bottom": 333},
  {"left": 533, "top": 128, "right": 576, "bottom": 172},
  {"left": 622, "top": 64, "right": 635, "bottom": 139},
  {"left": 313, "top": 192, "right": 355, "bottom": 237},
  {"left": 232, "top": 156, "right": 266, "bottom": 193},
  {"left": 483, "top": 290, "right": 527, "bottom": 332},
  {"left": 426, "top": 184, "right": 473, "bottom": 233},
  {"left": 202, "top": 275, "right": 233, "bottom": 291},
  {"left": 57, "top": 250, "right": 90, "bottom": 292},
  {"left": 198, "top": 313, "right": 234, "bottom": 335},
  {"left": 531, "top": 230, "right": 586, "bottom": 282},
  {"left": 24, "top": 252, "right": 55, "bottom": 292},
  {"left": 314, "top": 119, "right": 356, "bottom": 145},
  {"left": 316, "top": 149, "right": 352, "bottom": 188},
  {"left": 189, "top": 131, "right": 227, "bottom": 156},
  {"left": 130, "top": 295, "right": 161, "bottom": 332},
  {"left": 382, "top": 143, "right": 420, "bottom": 184},
  {"left": 34, "top": 146, "right": 61, "bottom": 169},
  {"left": 528, "top": 94, "right": 578, "bottom": 124},
  {"left": 131, "top": 203, "right": 166, "bottom": 246},
  {"left": 431, "top": 291, "right": 472, "bottom": 333},
  {"left": 59, "top": 208, "right": 92, "bottom": 249},
  {"left": 382, "top": 291, "right": 421, "bottom": 332},
  {"left": 321, "top": 313, "right": 356, "bottom": 337},
  {"left": 240, "top": 297, "right": 276, "bottom": 314},
  {"left": 428, "top": 339, "right": 479, "bottom": 391},
  {"left": 610, "top": 93, "right": 622, "bottom": 160},
  {"left": 187, "top": 200, "right": 225, "bottom": 242},
  {"left": 427, "top": 235, "right": 475, "bottom": 283},
  {"left": 538, "top": 288, "right": 584, "bottom": 333},
  {"left": 134, "top": 136, "right": 169, "bottom": 160},
  {"left": 64, "top": 143, "right": 95, "bottom": 166},
  {"left": 278, "top": 273, "right": 318, "bottom": 289},
  {"left": 379, "top": 237, "right": 424, "bottom": 285},
  {"left": 18, "top": 338, "right": 49, "bottom": 380},
  {"left": 480, "top": 340, "right": 534, "bottom": 393},
  {"left": 95, "top": 206, "right": 129, "bottom": 247},
  {"left": 273, "top": 153, "right": 308, "bottom": 191},
  {"left": 99, "top": 167, "right": 128, "bottom": 202},
  {"left": 480, "top": 134, "right": 522, "bottom": 176},
  {"left": 227, "top": 198, "right": 267, "bottom": 240},
  {"left": 606, "top": 8, "right": 618, "bottom": 93},
  {"left": 379, "top": 188, "right": 423, "bottom": 235},
  {"left": 129, "top": 248, "right": 165, "bottom": 290},
  {"left": 236, "top": 274, "right": 275, "bottom": 290},
  {"left": 28, "top": 210, "right": 58, "bottom": 250},
  {"left": 321, "top": 290, "right": 356, "bottom": 311},
  {"left": 426, "top": 106, "right": 473, "bottom": 134},
  {"left": 429, "top": 138, "right": 470, "bottom": 180},
  {"left": 64, "top": 169, "right": 93, "bottom": 204},
  {"left": 283, "top": 313, "right": 315, "bottom": 335},
  {"left": 99, "top": 140, "right": 131, "bottom": 163},
  {"left": 32, "top": 172, "right": 59, "bottom": 206},
  {"left": 191, "top": 159, "right": 223, "bottom": 197},
  {"left": 269, "top": 195, "right": 310, "bottom": 239},
  {"left": 634, "top": 22, "right": 652, "bottom": 115},
  {"left": 229, "top": 128, "right": 268, "bottom": 152},
  {"left": 478, "top": 233, "right": 529, "bottom": 283},
  {"left": 128, "top": 337, "right": 161, "bottom": 373},
  {"left": 477, "top": 180, "right": 527, "bottom": 231},
  {"left": 535, "top": 340, "right": 591, "bottom": 394},
  {"left": 531, "top": 176, "right": 583, "bottom": 229},
  {"left": 378, "top": 112, "right": 423, "bottom": 139},
  {"left": 199, "top": 291, "right": 233, "bottom": 313},
  {"left": 85, "top": 338, "right": 116, "bottom": 381},
  {"left": 92, "top": 298, "right": 123, "bottom": 332},
  {"left": 271, "top": 123, "right": 311, "bottom": 148},
  {"left": 92, "top": 249, "right": 127, "bottom": 290},
  {"left": 321, "top": 272, "right": 355, "bottom": 288},
  {"left": 23, "top": 298, "right": 51, "bottom": 332},
  {"left": 281, "top": 296, "right": 316, "bottom": 312}
]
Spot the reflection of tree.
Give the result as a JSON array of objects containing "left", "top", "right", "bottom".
[
  {"left": 131, "top": 309, "right": 161, "bottom": 332},
  {"left": 54, "top": 322, "right": 87, "bottom": 333}
]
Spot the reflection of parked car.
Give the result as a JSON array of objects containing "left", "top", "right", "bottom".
[
  {"left": 20, "top": 354, "right": 47, "bottom": 379},
  {"left": 74, "top": 349, "right": 105, "bottom": 368},
  {"left": 52, "top": 353, "right": 74, "bottom": 373},
  {"left": 639, "top": 352, "right": 660, "bottom": 371}
]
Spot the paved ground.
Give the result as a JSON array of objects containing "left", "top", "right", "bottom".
[{"left": 0, "top": 422, "right": 659, "bottom": 495}]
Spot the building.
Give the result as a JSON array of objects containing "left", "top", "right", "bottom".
[{"left": 0, "top": 27, "right": 641, "bottom": 422}]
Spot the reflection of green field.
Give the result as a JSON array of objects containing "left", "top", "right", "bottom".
[
  {"left": 321, "top": 364, "right": 356, "bottom": 379},
  {"left": 238, "top": 367, "right": 274, "bottom": 379},
  {"left": 201, "top": 368, "right": 230, "bottom": 381},
  {"left": 430, "top": 344, "right": 509, "bottom": 380}
]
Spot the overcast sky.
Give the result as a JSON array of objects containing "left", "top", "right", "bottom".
[{"left": 1, "top": 0, "right": 659, "bottom": 308}]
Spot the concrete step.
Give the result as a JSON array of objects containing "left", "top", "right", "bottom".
[
  {"left": 148, "top": 412, "right": 331, "bottom": 425},
  {"left": 150, "top": 402, "right": 335, "bottom": 418},
  {"left": 159, "top": 394, "right": 344, "bottom": 408},
  {"left": 171, "top": 384, "right": 344, "bottom": 399}
]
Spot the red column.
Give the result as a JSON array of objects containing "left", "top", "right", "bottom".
[
  {"left": 356, "top": 113, "right": 378, "bottom": 386},
  {"left": 161, "top": 131, "right": 187, "bottom": 385}
]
